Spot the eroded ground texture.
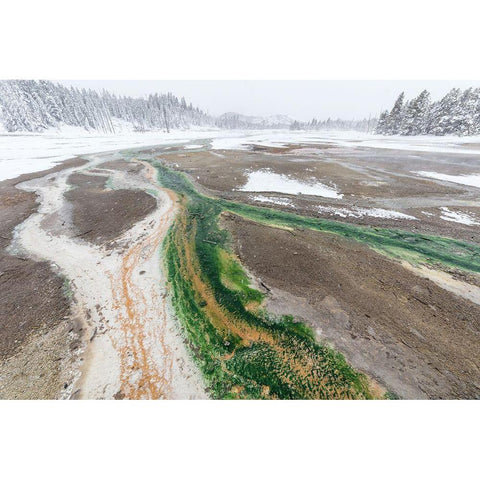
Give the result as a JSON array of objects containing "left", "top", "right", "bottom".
[
  {"left": 1, "top": 138, "right": 479, "bottom": 399},
  {"left": 157, "top": 140, "right": 480, "bottom": 399},
  {"left": 1, "top": 150, "right": 205, "bottom": 399}
]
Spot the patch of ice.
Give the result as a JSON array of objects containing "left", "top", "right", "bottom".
[
  {"left": 439, "top": 207, "right": 480, "bottom": 226},
  {"left": 317, "top": 205, "right": 416, "bottom": 220},
  {"left": 414, "top": 171, "right": 480, "bottom": 188},
  {"left": 240, "top": 169, "right": 342, "bottom": 199},
  {"left": 184, "top": 144, "right": 203, "bottom": 150},
  {"left": 252, "top": 195, "right": 293, "bottom": 206}
]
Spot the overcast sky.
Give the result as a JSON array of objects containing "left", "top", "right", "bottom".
[{"left": 58, "top": 80, "right": 480, "bottom": 121}]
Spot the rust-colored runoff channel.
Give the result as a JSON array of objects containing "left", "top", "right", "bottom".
[{"left": 110, "top": 164, "right": 178, "bottom": 399}]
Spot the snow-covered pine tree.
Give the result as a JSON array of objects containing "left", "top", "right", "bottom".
[
  {"left": 401, "top": 90, "right": 431, "bottom": 135},
  {"left": 387, "top": 92, "right": 405, "bottom": 134},
  {"left": 0, "top": 81, "right": 32, "bottom": 131},
  {"left": 375, "top": 110, "right": 389, "bottom": 134},
  {"left": 39, "top": 80, "right": 63, "bottom": 123},
  {"left": 457, "top": 88, "right": 477, "bottom": 136},
  {"left": 433, "top": 88, "right": 461, "bottom": 135},
  {"left": 473, "top": 88, "right": 480, "bottom": 135},
  {"left": 377, "top": 87, "right": 480, "bottom": 136}
]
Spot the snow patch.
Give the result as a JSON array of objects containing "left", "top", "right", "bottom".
[
  {"left": 184, "top": 144, "right": 203, "bottom": 150},
  {"left": 317, "top": 205, "right": 417, "bottom": 220},
  {"left": 414, "top": 171, "right": 480, "bottom": 188},
  {"left": 252, "top": 195, "right": 294, "bottom": 207},
  {"left": 239, "top": 169, "right": 342, "bottom": 199},
  {"left": 440, "top": 207, "right": 480, "bottom": 226}
]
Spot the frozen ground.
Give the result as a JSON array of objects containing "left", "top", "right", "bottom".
[{"left": 3, "top": 128, "right": 480, "bottom": 182}]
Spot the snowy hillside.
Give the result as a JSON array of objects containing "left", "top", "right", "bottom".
[
  {"left": 0, "top": 80, "right": 328, "bottom": 133},
  {"left": 376, "top": 88, "right": 480, "bottom": 136},
  {"left": 0, "top": 80, "right": 214, "bottom": 133}
]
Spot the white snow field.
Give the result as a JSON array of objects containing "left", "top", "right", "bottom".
[
  {"left": 240, "top": 169, "right": 342, "bottom": 199},
  {"left": 2, "top": 128, "right": 480, "bottom": 183},
  {"left": 0, "top": 127, "right": 225, "bottom": 181},
  {"left": 209, "top": 130, "right": 480, "bottom": 155},
  {"left": 414, "top": 171, "right": 480, "bottom": 189}
]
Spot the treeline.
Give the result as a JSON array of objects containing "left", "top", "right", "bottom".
[
  {"left": 215, "top": 112, "right": 293, "bottom": 129},
  {"left": 290, "top": 117, "right": 376, "bottom": 132},
  {"left": 376, "top": 88, "right": 480, "bottom": 136},
  {"left": 0, "top": 80, "right": 213, "bottom": 133}
]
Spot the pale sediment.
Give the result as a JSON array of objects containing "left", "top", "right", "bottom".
[{"left": 6, "top": 153, "right": 205, "bottom": 399}]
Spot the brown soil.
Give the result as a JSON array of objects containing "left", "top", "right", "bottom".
[
  {"left": 65, "top": 172, "right": 156, "bottom": 245},
  {"left": 158, "top": 145, "right": 480, "bottom": 244},
  {"left": 98, "top": 160, "right": 144, "bottom": 172},
  {"left": 222, "top": 213, "right": 480, "bottom": 399},
  {"left": 0, "top": 157, "right": 182, "bottom": 399},
  {"left": 0, "top": 159, "right": 86, "bottom": 358},
  {"left": 0, "top": 158, "right": 86, "bottom": 399}
]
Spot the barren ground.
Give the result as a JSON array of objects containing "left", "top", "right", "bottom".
[
  {"left": 0, "top": 158, "right": 87, "bottom": 399},
  {"left": 160, "top": 143, "right": 480, "bottom": 243},
  {"left": 1, "top": 138, "right": 479, "bottom": 399},
  {"left": 222, "top": 213, "right": 480, "bottom": 399},
  {"left": 1, "top": 151, "right": 205, "bottom": 399},
  {"left": 157, "top": 141, "right": 480, "bottom": 398}
]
